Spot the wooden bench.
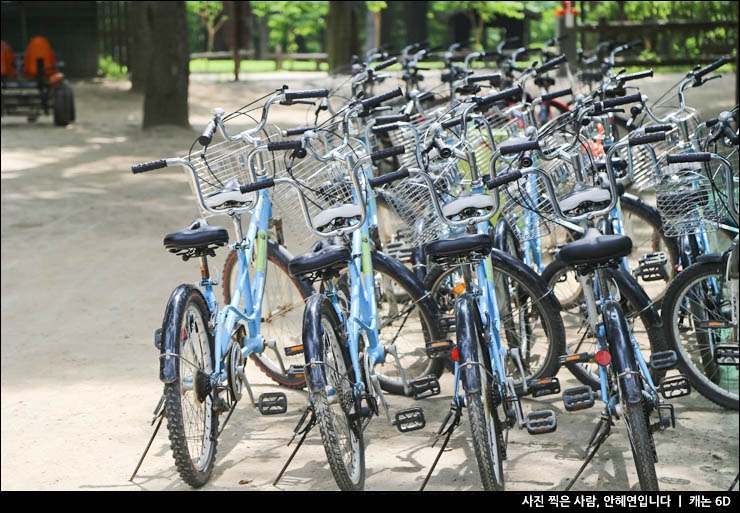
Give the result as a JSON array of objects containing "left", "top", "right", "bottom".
[{"left": 270, "top": 53, "right": 328, "bottom": 70}]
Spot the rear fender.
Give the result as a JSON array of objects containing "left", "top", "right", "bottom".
[
  {"left": 302, "top": 294, "right": 328, "bottom": 393},
  {"left": 602, "top": 300, "right": 642, "bottom": 404}
]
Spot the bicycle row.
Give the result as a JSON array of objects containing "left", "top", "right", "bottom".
[{"left": 129, "top": 38, "right": 738, "bottom": 491}]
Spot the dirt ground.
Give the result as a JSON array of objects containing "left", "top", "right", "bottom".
[{"left": 1, "top": 71, "right": 738, "bottom": 491}]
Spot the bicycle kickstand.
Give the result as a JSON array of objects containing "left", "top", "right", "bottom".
[
  {"left": 129, "top": 394, "right": 166, "bottom": 482},
  {"left": 729, "top": 471, "right": 739, "bottom": 491},
  {"left": 564, "top": 415, "right": 612, "bottom": 491},
  {"left": 420, "top": 402, "right": 462, "bottom": 491},
  {"left": 273, "top": 403, "right": 317, "bottom": 487}
]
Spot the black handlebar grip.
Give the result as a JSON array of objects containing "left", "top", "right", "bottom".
[
  {"left": 486, "top": 170, "right": 523, "bottom": 189},
  {"left": 535, "top": 54, "right": 566, "bottom": 74},
  {"left": 705, "top": 117, "right": 720, "bottom": 127},
  {"left": 371, "top": 122, "right": 403, "bottom": 134},
  {"left": 361, "top": 87, "right": 403, "bottom": 109},
  {"left": 417, "top": 91, "right": 435, "bottom": 102},
  {"left": 132, "top": 159, "right": 167, "bottom": 174},
  {"left": 373, "top": 57, "right": 397, "bottom": 71},
  {"left": 374, "top": 114, "right": 408, "bottom": 125},
  {"left": 499, "top": 140, "right": 540, "bottom": 155},
  {"left": 644, "top": 124, "right": 673, "bottom": 133},
  {"left": 371, "top": 145, "right": 406, "bottom": 163},
  {"left": 695, "top": 56, "right": 728, "bottom": 79},
  {"left": 368, "top": 167, "right": 410, "bottom": 188},
  {"left": 629, "top": 132, "right": 666, "bottom": 147},
  {"left": 723, "top": 126, "right": 739, "bottom": 146},
  {"left": 621, "top": 69, "right": 653, "bottom": 82},
  {"left": 283, "top": 126, "right": 316, "bottom": 136},
  {"left": 441, "top": 116, "right": 464, "bottom": 130},
  {"left": 198, "top": 120, "right": 217, "bottom": 146},
  {"left": 432, "top": 137, "right": 453, "bottom": 158},
  {"left": 239, "top": 178, "right": 276, "bottom": 194},
  {"left": 477, "top": 85, "right": 523, "bottom": 106},
  {"left": 267, "top": 140, "right": 303, "bottom": 151},
  {"left": 540, "top": 88, "right": 572, "bottom": 102},
  {"left": 283, "top": 89, "right": 330, "bottom": 101},
  {"left": 666, "top": 152, "right": 712, "bottom": 164},
  {"left": 600, "top": 92, "right": 643, "bottom": 109},
  {"left": 469, "top": 73, "right": 502, "bottom": 85}
]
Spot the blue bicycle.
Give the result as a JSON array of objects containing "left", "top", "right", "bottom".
[{"left": 129, "top": 87, "right": 330, "bottom": 487}]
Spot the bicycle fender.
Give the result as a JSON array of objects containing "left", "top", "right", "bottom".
[
  {"left": 489, "top": 247, "right": 563, "bottom": 312},
  {"left": 602, "top": 300, "right": 643, "bottom": 405},
  {"left": 159, "top": 284, "right": 209, "bottom": 384},
  {"left": 371, "top": 248, "right": 442, "bottom": 324},
  {"left": 455, "top": 293, "right": 482, "bottom": 395},
  {"left": 492, "top": 217, "right": 523, "bottom": 260},
  {"left": 302, "top": 294, "right": 328, "bottom": 393},
  {"left": 695, "top": 253, "right": 723, "bottom": 265}
]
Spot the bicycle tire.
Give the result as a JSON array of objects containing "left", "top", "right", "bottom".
[
  {"left": 543, "top": 259, "right": 667, "bottom": 390},
  {"left": 162, "top": 285, "right": 218, "bottom": 488},
  {"left": 425, "top": 250, "right": 565, "bottom": 385},
  {"left": 308, "top": 296, "right": 365, "bottom": 491},
  {"left": 222, "top": 240, "right": 313, "bottom": 389},
  {"left": 661, "top": 259, "right": 739, "bottom": 410},
  {"left": 624, "top": 400, "right": 660, "bottom": 491}
]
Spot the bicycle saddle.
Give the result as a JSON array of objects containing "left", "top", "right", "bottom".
[
  {"left": 558, "top": 227, "right": 632, "bottom": 266},
  {"left": 288, "top": 239, "right": 351, "bottom": 277},
  {"left": 558, "top": 186, "right": 612, "bottom": 215},
  {"left": 313, "top": 203, "right": 362, "bottom": 232},
  {"left": 425, "top": 232, "right": 492, "bottom": 260},
  {"left": 441, "top": 194, "right": 495, "bottom": 219},
  {"left": 204, "top": 178, "right": 255, "bottom": 209},
  {"left": 163, "top": 219, "right": 229, "bottom": 252}
]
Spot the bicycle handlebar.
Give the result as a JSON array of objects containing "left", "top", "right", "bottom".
[
  {"left": 695, "top": 56, "right": 728, "bottom": 79},
  {"left": 283, "top": 89, "right": 329, "bottom": 101},
  {"left": 368, "top": 167, "right": 410, "bottom": 188},
  {"left": 132, "top": 159, "right": 168, "bottom": 174},
  {"left": 535, "top": 55, "right": 566, "bottom": 75},
  {"left": 239, "top": 178, "right": 276, "bottom": 194}
]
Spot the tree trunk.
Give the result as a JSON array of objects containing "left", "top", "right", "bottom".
[
  {"left": 142, "top": 1, "right": 190, "bottom": 128},
  {"left": 403, "top": 1, "right": 428, "bottom": 45},
  {"left": 327, "top": 1, "right": 359, "bottom": 72},
  {"left": 257, "top": 13, "right": 269, "bottom": 59},
  {"left": 128, "top": 1, "right": 151, "bottom": 92},
  {"left": 380, "top": 1, "right": 397, "bottom": 49}
]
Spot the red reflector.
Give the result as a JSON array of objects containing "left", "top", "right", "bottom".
[
  {"left": 674, "top": 264, "right": 682, "bottom": 273},
  {"left": 451, "top": 347, "right": 460, "bottom": 363},
  {"left": 595, "top": 350, "right": 611, "bottom": 366}
]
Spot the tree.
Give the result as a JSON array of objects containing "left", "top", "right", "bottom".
[
  {"left": 431, "top": 1, "right": 525, "bottom": 47},
  {"left": 128, "top": 2, "right": 151, "bottom": 92},
  {"left": 403, "top": 1, "right": 429, "bottom": 45},
  {"left": 188, "top": 1, "right": 229, "bottom": 53},
  {"left": 251, "top": 1, "right": 329, "bottom": 53},
  {"left": 326, "top": 1, "right": 360, "bottom": 72},
  {"left": 142, "top": 1, "right": 190, "bottom": 128}
]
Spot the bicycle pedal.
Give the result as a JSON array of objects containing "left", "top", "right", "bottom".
[
  {"left": 526, "top": 377, "right": 561, "bottom": 398},
  {"left": 425, "top": 339, "right": 455, "bottom": 359},
  {"left": 395, "top": 407, "right": 426, "bottom": 433},
  {"left": 439, "top": 314, "right": 456, "bottom": 334},
  {"left": 714, "top": 344, "right": 739, "bottom": 366},
  {"left": 153, "top": 328, "right": 163, "bottom": 350},
  {"left": 633, "top": 252, "right": 668, "bottom": 282},
  {"left": 652, "top": 403, "right": 676, "bottom": 432},
  {"left": 286, "top": 364, "right": 305, "bottom": 379},
  {"left": 525, "top": 410, "right": 557, "bottom": 435},
  {"left": 409, "top": 376, "right": 441, "bottom": 400},
  {"left": 696, "top": 320, "right": 734, "bottom": 330},
  {"left": 258, "top": 392, "right": 288, "bottom": 415},
  {"left": 649, "top": 350, "right": 678, "bottom": 371},
  {"left": 658, "top": 374, "right": 691, "bottom": 399},
  {"left": 559, "top": 352, "right": 594, "bottom": 367},
  {"left": 562, "top": 386, "right": 595, "bottom": 411},
  {"left": 284, "top": 344, "right": 304, "bottom": 357}
]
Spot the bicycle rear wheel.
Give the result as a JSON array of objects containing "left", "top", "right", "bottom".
[
  {"left": 624, "top": 400, "right": 660, "bottom": 491},
  {"left": 222, "top": 241, "right": 313, "bottom": 389},
  {"left": 661, "top": 260, "right": 739, "bottom": 410}
]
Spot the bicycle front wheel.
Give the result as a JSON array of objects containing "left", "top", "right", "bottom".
[
  {"left": 162, "top": 285, "right": 218, "bottom": 488},
  {"left": 309, "top": 296, "right": 365, "bottom": 491},
  {"left": 661, "top": 260, "right": 739, "bottom": 410}
]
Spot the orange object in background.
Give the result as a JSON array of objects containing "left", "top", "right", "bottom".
[
  {"left": 23, "top": 36, "right": 57, "bottom": 78},
  {"left": 1, "top": 40, "right": 17, "bottom": 78}
]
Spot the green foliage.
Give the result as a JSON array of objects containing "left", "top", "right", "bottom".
[
  {"left": 187, "top": 1, "right": 228, "bottom": 52},
  {"left": 251, "top": 1, "right": 328, "bottom": 53},
  {"left": 98, "top": 55, "right": 127, "bottom": 79},
  {"left": 366, "top": 1, "right": 387, "bottom": 13},
  {"left": 431, "top": 1, "right": 527, "bottom": 47}
]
